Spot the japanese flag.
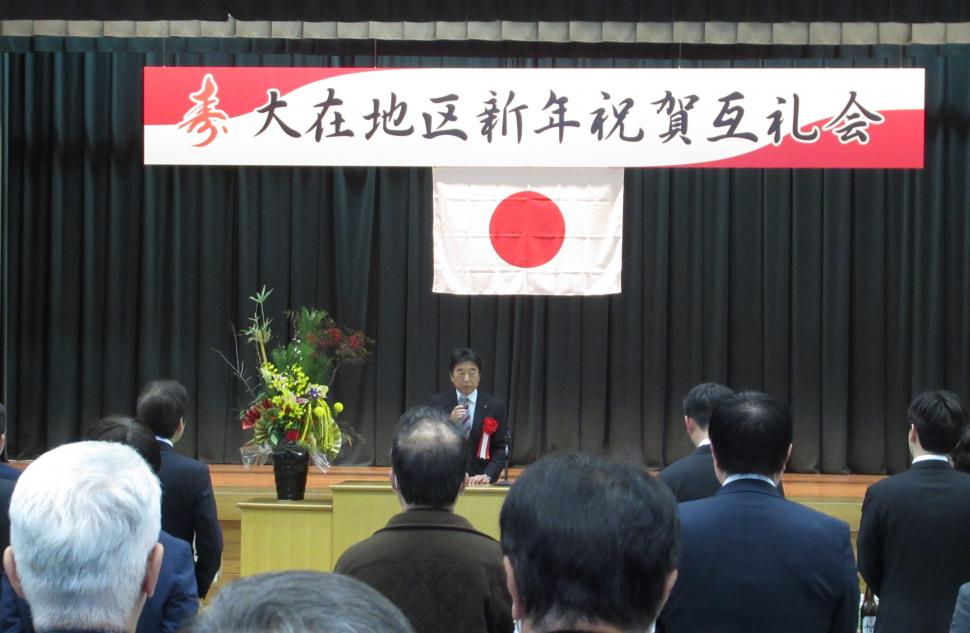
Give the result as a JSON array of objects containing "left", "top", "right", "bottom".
[{"left": 432, "top": 167, "right": 623, "bottom": 295}]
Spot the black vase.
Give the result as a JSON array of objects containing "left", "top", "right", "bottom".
[{"left": 272, "top": 445, "right": 310, "bottom": 501}]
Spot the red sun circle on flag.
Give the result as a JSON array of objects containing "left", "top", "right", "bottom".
[{"left": 488, "top": 191, "right": 566, "bottom": 268}]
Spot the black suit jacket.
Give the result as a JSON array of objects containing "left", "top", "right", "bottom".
[
  {"left": 430, "top": 390, "right": 509, "bottom": 482},
  {"left": 858, "top": 461, "right": 970, "bottom": 633},
  {"left": 0, "top": 478, "right": 15, "bottom": 553},
  {"left": 659, "top": 444, "right": 786, "bottom": 502},
  {"left": 659, "top": 445, "right": 721, "bottom": 502},
  {"left": 658, "top": 479, "right": 858, "bottom": 633},
  {"left": 157, "top": 441, "right": 223, "bottom": 598}
]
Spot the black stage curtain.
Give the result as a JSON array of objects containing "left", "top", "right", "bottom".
[
  {"left": 3, "top": 1, "right": 970, "bottom": 23},
  {"left": 3, "top": 37, "right": 970, "bottom": 475}
]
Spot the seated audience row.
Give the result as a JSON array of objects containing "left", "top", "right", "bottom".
[{"left": 1, "top": 383, "right": 968, "bottom": 633}]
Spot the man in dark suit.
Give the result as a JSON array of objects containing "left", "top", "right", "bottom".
[
  {"left": 660, "top": 382, "right": 734, "bottom": 501},
  {"left": 857, "top": 390, "right": 970, "bottom": 633},
  {"left": 430, "top": 348, "right": 509, "bottom": 485},
  {"left": 137, "top": 380, "right": 223, "bottom": 598},
  {"left": 335, "top": 407, "right": 512, "bottom": 633},
  {"left": 658, "top": 391, "right": 858, "bottom": 633}
]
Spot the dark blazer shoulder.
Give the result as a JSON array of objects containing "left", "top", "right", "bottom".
[
  {"left": 158, "top": 443, "right": 211, "bottom": 485},
  {"left": 866, "top": 462, "right": 970, "bottom": 500},
  {"left": 659, "top": 446, "right": 720, "bottom": 502},
  {"left": 159, "top": 442, "right": 209, "bottom": 470},
  {"left": 660, "top": 446, "right": 711, "bottom": 479},
  {"left": 0, "top": 463, "right": 22, "bottom": 481}
]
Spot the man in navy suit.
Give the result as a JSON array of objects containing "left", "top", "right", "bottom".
[
  {"left": 857, "top": 390, "right": 970, "bottom": 633},
  {"left": 431, "top": 349, "right": 509, "bottom": 485},
  {"left": 137, "top": 380, "right": 223, "bottom": 598},
  {"left": 659, "top": 383, "right": 734, "bottom": 502},
  {"left": 658, "top": 391, "right": 858, "bottom": 633}
]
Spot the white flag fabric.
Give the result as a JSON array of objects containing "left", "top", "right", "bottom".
[{"left": 432, "top": 167, "right": 623, "bottom": 295}]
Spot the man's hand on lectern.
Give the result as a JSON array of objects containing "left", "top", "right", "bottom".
[{"left": 465, "top": 474, "right": 490, "bottom": 486}]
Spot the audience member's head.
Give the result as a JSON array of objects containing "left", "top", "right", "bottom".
[
  {"left": 907, "top": 390, "right": 966, "bottom": 455},
  {"left": 183, "top": 571, "right": 415, "bottom": 633},
  {"left": 709, "top": 391, "right": 792, "bottom": 479},
  {"left": 84, "top": 415, "right": 162, "bottom": 473},
  {"left": 136, "top": 380, "right": 189, "bottom": 440},
  {"left": 4, "top": 441, "right": 163, "bottom": 633},
  {"left": 500, "top": 453, "right": 679, "bottom": 633},
  {"left": 683, "top": 383, "right": 735, "bottom": 430},
  {"left": 391, "top": 406, "right": 468, "bottom": 510}
]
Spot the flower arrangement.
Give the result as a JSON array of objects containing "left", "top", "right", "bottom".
[{"left": 220, "top": 287, "right": 373, "bottom": 470}]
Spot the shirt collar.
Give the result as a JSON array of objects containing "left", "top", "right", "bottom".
[
  {"left": 155, "top": 436, "right": 174, "bottom": 447},
  {"left": 912, "top": 454, "right": 950, "bottom": 464},
  {"left": 455, "top": 389, "right": 478, "bottom": 404},
  {"left": 697, "top": 438, "right": 711, "bottom": 447},
  {"left": 723, "top": 473, "right": 777, "bottom": 487}
]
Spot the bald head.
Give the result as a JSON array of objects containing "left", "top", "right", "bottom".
[{"left": 391, "top": 407, "right": 468, "bottom": 508}]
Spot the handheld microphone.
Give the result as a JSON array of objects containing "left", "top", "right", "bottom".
[{"left": 457, "top": 395, "right": 470, "bottom": 424}]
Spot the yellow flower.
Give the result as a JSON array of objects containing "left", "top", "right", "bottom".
[{"left": 333, "top": 402, "right": 344, "bottom": 414}]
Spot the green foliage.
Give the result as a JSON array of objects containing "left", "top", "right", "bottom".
[{"left": 270, "top": 308, "right": 336, "bottom": 386}]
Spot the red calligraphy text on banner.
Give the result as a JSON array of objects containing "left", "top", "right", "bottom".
[{"left": 177, "top": 73, "right": 229, "bottom": 147}]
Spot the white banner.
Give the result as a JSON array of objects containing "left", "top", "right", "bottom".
[{"left": 144, "top": 67, "right": 924, "bottom": 169}]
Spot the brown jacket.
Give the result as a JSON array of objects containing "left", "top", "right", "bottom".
[{"left": 334, "top": 509, "right": 513, "bottom": 633}]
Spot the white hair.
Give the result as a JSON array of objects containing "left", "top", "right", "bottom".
[{"left": 10, "top": 441, "right": 161, "bottom": 631}]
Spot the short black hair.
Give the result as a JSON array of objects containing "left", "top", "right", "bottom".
[
  {"left": 84, "top": 415, "right": 162, "bottom": 474},
  {"left": 953, "top": 424, "right": 970, "bottom": 474},
  {"left": 708, "top": 391, "right": 792, "bottom": 477},
  {"left": 682, "top": 383, "right": 735, "bottom": 429},
  {"left": 391, "top": 406, "right": 468, "bottom": 509},
  {"left": 500, "top": 453, "right": 679, "bottom": 631},
  {"left": 183, "top": 571, "right": 415, "bottom": 633},
  {"left": 907, "top": 390, "right": 966, "bottom": 454},
  {"left": 135, "top": 380, "right": 189, "bottom": 439},
  {"left": 448, "top": 348, "right": 482, "bottom": 373}
]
